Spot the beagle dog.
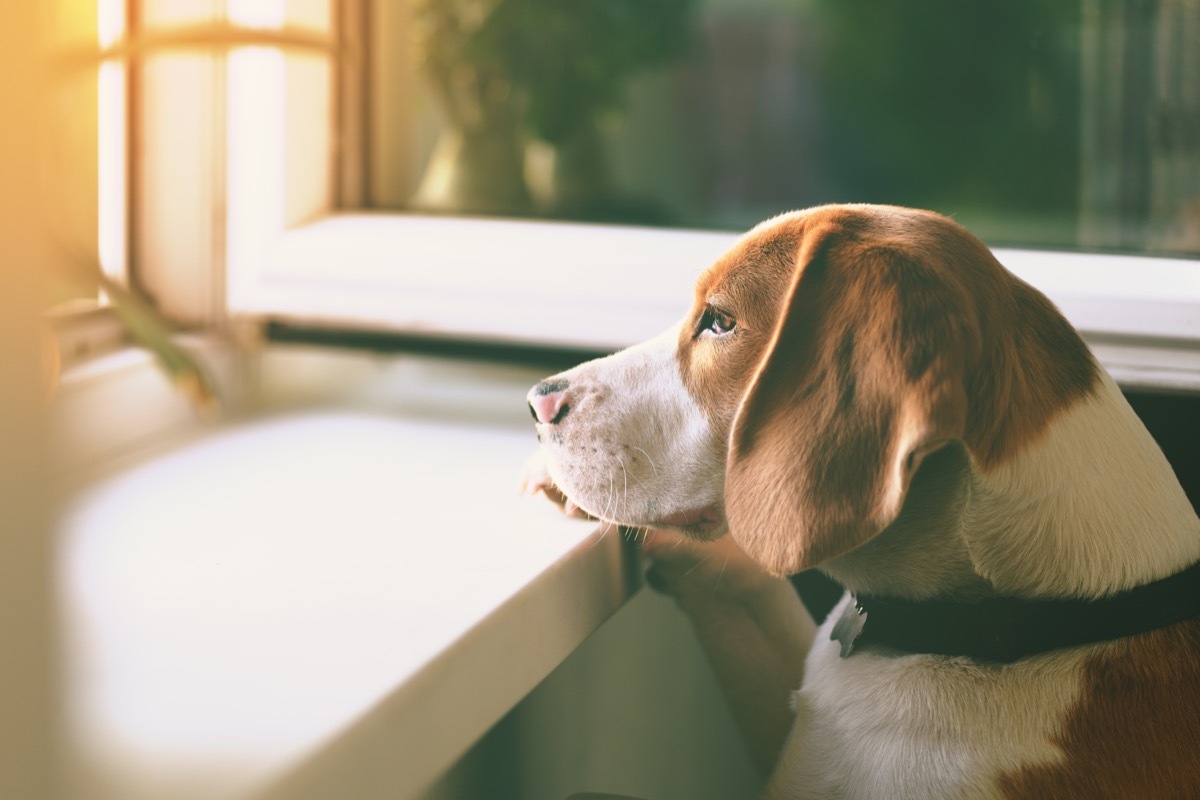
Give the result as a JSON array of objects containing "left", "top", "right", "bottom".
[{"left": 524, "top": 204, "right": 1200, "bottom": 798}]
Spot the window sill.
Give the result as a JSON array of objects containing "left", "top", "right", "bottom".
[
  {"left": 56, "top": 347, "right": 639, "bottom": 800},
  {"left": 48, "top": 303, "right": 130, "bottom": 371},
  {"left": 230, "top": 213, "right": 1200, "bottom": 391}
]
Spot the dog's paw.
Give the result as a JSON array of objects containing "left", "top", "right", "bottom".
[
  {"left": 641, "top": 528, "right": 778, "bottom": 610},
  {"left": 519, "top": 450, "right": 594, "bottom": 519}
]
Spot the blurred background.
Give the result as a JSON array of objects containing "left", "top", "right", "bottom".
[
  {"left": 380, "top": 0, "right": 1200, "bottom": 253},
  {"left": 37, "top": 0, "right": 1200, "bottom": 319}
]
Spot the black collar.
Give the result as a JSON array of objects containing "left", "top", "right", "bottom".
[{"left": 830, "top": 560, "right": 1200, "bottom": 664}]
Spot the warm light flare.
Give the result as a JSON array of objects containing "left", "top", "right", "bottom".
[
  {"left": 97, "top": 61, "right": 125, "bottom": 282},
  {"left": 226, "top": 46, "right": 286, "bottom": 292},
  {"left": 98, "top": 0, "right": 126, "bottom": 282},
  {"left": 227, "top": 0, "right": 286, "bottom": 29},
  {"left": 97, "top": 0, "right": 126, "bottom": 47}
]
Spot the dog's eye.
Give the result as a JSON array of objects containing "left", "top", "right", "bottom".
[{"left": 697, "top": 305, "right": 736, "bottom": 338}]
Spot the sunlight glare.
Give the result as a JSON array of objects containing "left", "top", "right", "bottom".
[
  {"left": 227, "top": 0, "right": 286, "bottom": 29},
  {"left": 97, "top": 0, "right": 126, "bottom": 47},
  {"left": 97, "top": 63, "right": 126, "bottom": 281},
  {"left": 98, "top": 0, "right": 127, "bottom": 282},
  {"left": 226, "top": 47, "right": 286, "bottom": 289}
]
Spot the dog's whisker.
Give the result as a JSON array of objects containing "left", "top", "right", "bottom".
[
  {"left": 609, "top": 454, "right": 632, "bottom": 529},
  {"left": 711, "top": 556, "right": 729, "bottom": 599},
  {"left": 601, "top": 473, "right": 616, "bottom": 526},
  {"left": 680, "top": 554, "right": 713, "bottom": 580},
  {"left": 618, "top": 455, "right": 630, "bottom": 526},
  {"left": 618, "top": 450, "right": 653, "bottom": 490},
  {"left": 631, "top": 446, "right": 659, "bottom": 477},
  {"left": 588, "top": 523, "right": 611, "bottom": 549}
]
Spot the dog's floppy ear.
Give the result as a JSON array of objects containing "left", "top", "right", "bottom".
[{"left": 725, "top": 222, "right": 975, "bottom": 575}]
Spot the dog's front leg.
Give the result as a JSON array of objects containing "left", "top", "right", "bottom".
[{"left": 642, "top": 529, "right": 816, "bottom": 781}]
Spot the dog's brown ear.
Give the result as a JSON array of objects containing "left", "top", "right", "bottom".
[{"left": 725, "top": 222, "right": 975, "bottom": 575}]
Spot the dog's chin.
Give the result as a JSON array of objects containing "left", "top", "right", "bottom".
[
  {"left": 570, "top": 495, "right": 727, "bottom": 540},
  {"left": 545, "top": 463, "right": 726, "bottom": 539}
]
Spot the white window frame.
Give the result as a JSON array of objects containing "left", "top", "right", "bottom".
[
  {"left": 246, "top": 0, "right": 1200, "bottom": 393},
  {"left": 221, "top": 210, "right": 1200, "bottom": 391},
  {"left": 104, "top": 0, "right": 1200, "bottom": 392}
]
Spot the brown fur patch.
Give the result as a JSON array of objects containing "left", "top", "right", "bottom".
[
  {"left": 680, "top": 205, "right": 1100, "bottom": 573},
  {"left": 998, "top": 617, "right": 1200, "bottom": 798},
  {"left": 676, "top": 217, "right": 805, "bottom": 443},
  {"left": 724, "top": 215, "right": 975, "bottom": 572}
]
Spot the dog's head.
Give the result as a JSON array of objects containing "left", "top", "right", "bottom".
[{"left": 528, "top": 205, "right": 1096, "bottom": 576}]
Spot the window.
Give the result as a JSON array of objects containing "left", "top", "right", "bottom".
[
  {"left": 260, "top": 0, "right": 1200, "bottom": 388},
  {"left": 368, "top": 0, "right": 1200, "bottom": 258},
  {"left": 57, "top": 0, "right": 1200, "bottom": 385},
  {"left": 131, "top": 0, "right": 339, "bottom": 326},
  {"left": 46, "top": 0, "right": 343, "bottom": 366}
]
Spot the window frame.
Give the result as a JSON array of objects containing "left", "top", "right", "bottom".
[
  {"left": 48, "top": 0, "right": 347, "bottom": 367},
  {"left": 68, "top": 0, "right": 1200, "bottom": 393},
  {"left": 229, "top": 212, "right": 1200, "bottom": 390}
]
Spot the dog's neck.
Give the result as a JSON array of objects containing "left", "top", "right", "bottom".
[{"left": 822, "top": 372, "right": 1200, "bottom": 602}]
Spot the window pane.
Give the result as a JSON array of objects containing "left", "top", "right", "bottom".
[
  {"left": 373, "top": 0, "right": 1200, "bottom": 257},
  {"left": 284, "top": 0, "right": 334, "bottom": 32},
  {"left": 284, "top": 54, "right": 334, "bottom": 226},
  {"left": 227, "top": 51, "right": 333, "bottom": 270},
  {"left": 142, "top": 0, "right": 217, "bottom": 29},
  {"left": 137, "top": 52, "right": 222, "bottom": 320},
  {"left": 227, "top": 0, "right": 332, "bottom": 31}
]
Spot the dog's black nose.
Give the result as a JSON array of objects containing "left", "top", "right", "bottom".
[{"left": 527, "top": 379, "right": 570, "bottom": 425}]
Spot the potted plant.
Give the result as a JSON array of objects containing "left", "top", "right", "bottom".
[{"left": 411, "top": 0, "right": 696, "bottom": 219}]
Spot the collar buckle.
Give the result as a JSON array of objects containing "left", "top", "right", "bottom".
[{"left": 831, "top": 597, "right": 868, "bottom": 658}]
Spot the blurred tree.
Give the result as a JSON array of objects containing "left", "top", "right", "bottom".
[{"left": 811, "top": 0, "right": 1082, "bottom": 233}]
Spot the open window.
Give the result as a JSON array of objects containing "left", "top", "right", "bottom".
[{"left": 52, "top": 0, "right": 1200, "bottom": 389}]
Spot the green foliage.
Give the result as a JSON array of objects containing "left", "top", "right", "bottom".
[
  {"left": 811, "top": 0, "right": 1082, "bottom": 215},
  {"left": 413, "top": 0, "right": 697, "bottom": 144}
]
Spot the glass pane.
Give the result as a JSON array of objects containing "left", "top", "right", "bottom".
[
  {"left": 138, "top": 52, "right": 220, "bottom": 297},
  {"left": 284, "top": 54, "right": 334, "bottom": 226},
  {"left": 98, "top": 0, "right": 127, "bottom": 283},
  {"left": 284, "top": 0, "right": 334, "bottom": 32},
  {"left": 227, "top": 0, "right": 332, "bottom": 31},
  {"left": 227, "top": 50, "right": 333, "bottom": 280},
  {"left": 142, "top": 0, "right": 217, "bottom": 29},
  {"left": 374, "top": 0, "right": 1200, "bottom": 258}
]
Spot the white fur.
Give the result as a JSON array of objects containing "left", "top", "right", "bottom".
[
  {"left": 963, "top": 371, "right": 1200, "bottom": 598},
  {"left": 767, "top": 595, "right": 1086, "bottom": 800},
  {"left": 536, "top": 324, "right": 727, "bottom": 534}
]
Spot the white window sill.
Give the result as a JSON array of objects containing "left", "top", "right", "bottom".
[
  {"left": 57, "top": 350, "right": 636, "bottom": 800},
  {"left": 230, "top": 213, "right": 1200, "bottom": 391}
]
